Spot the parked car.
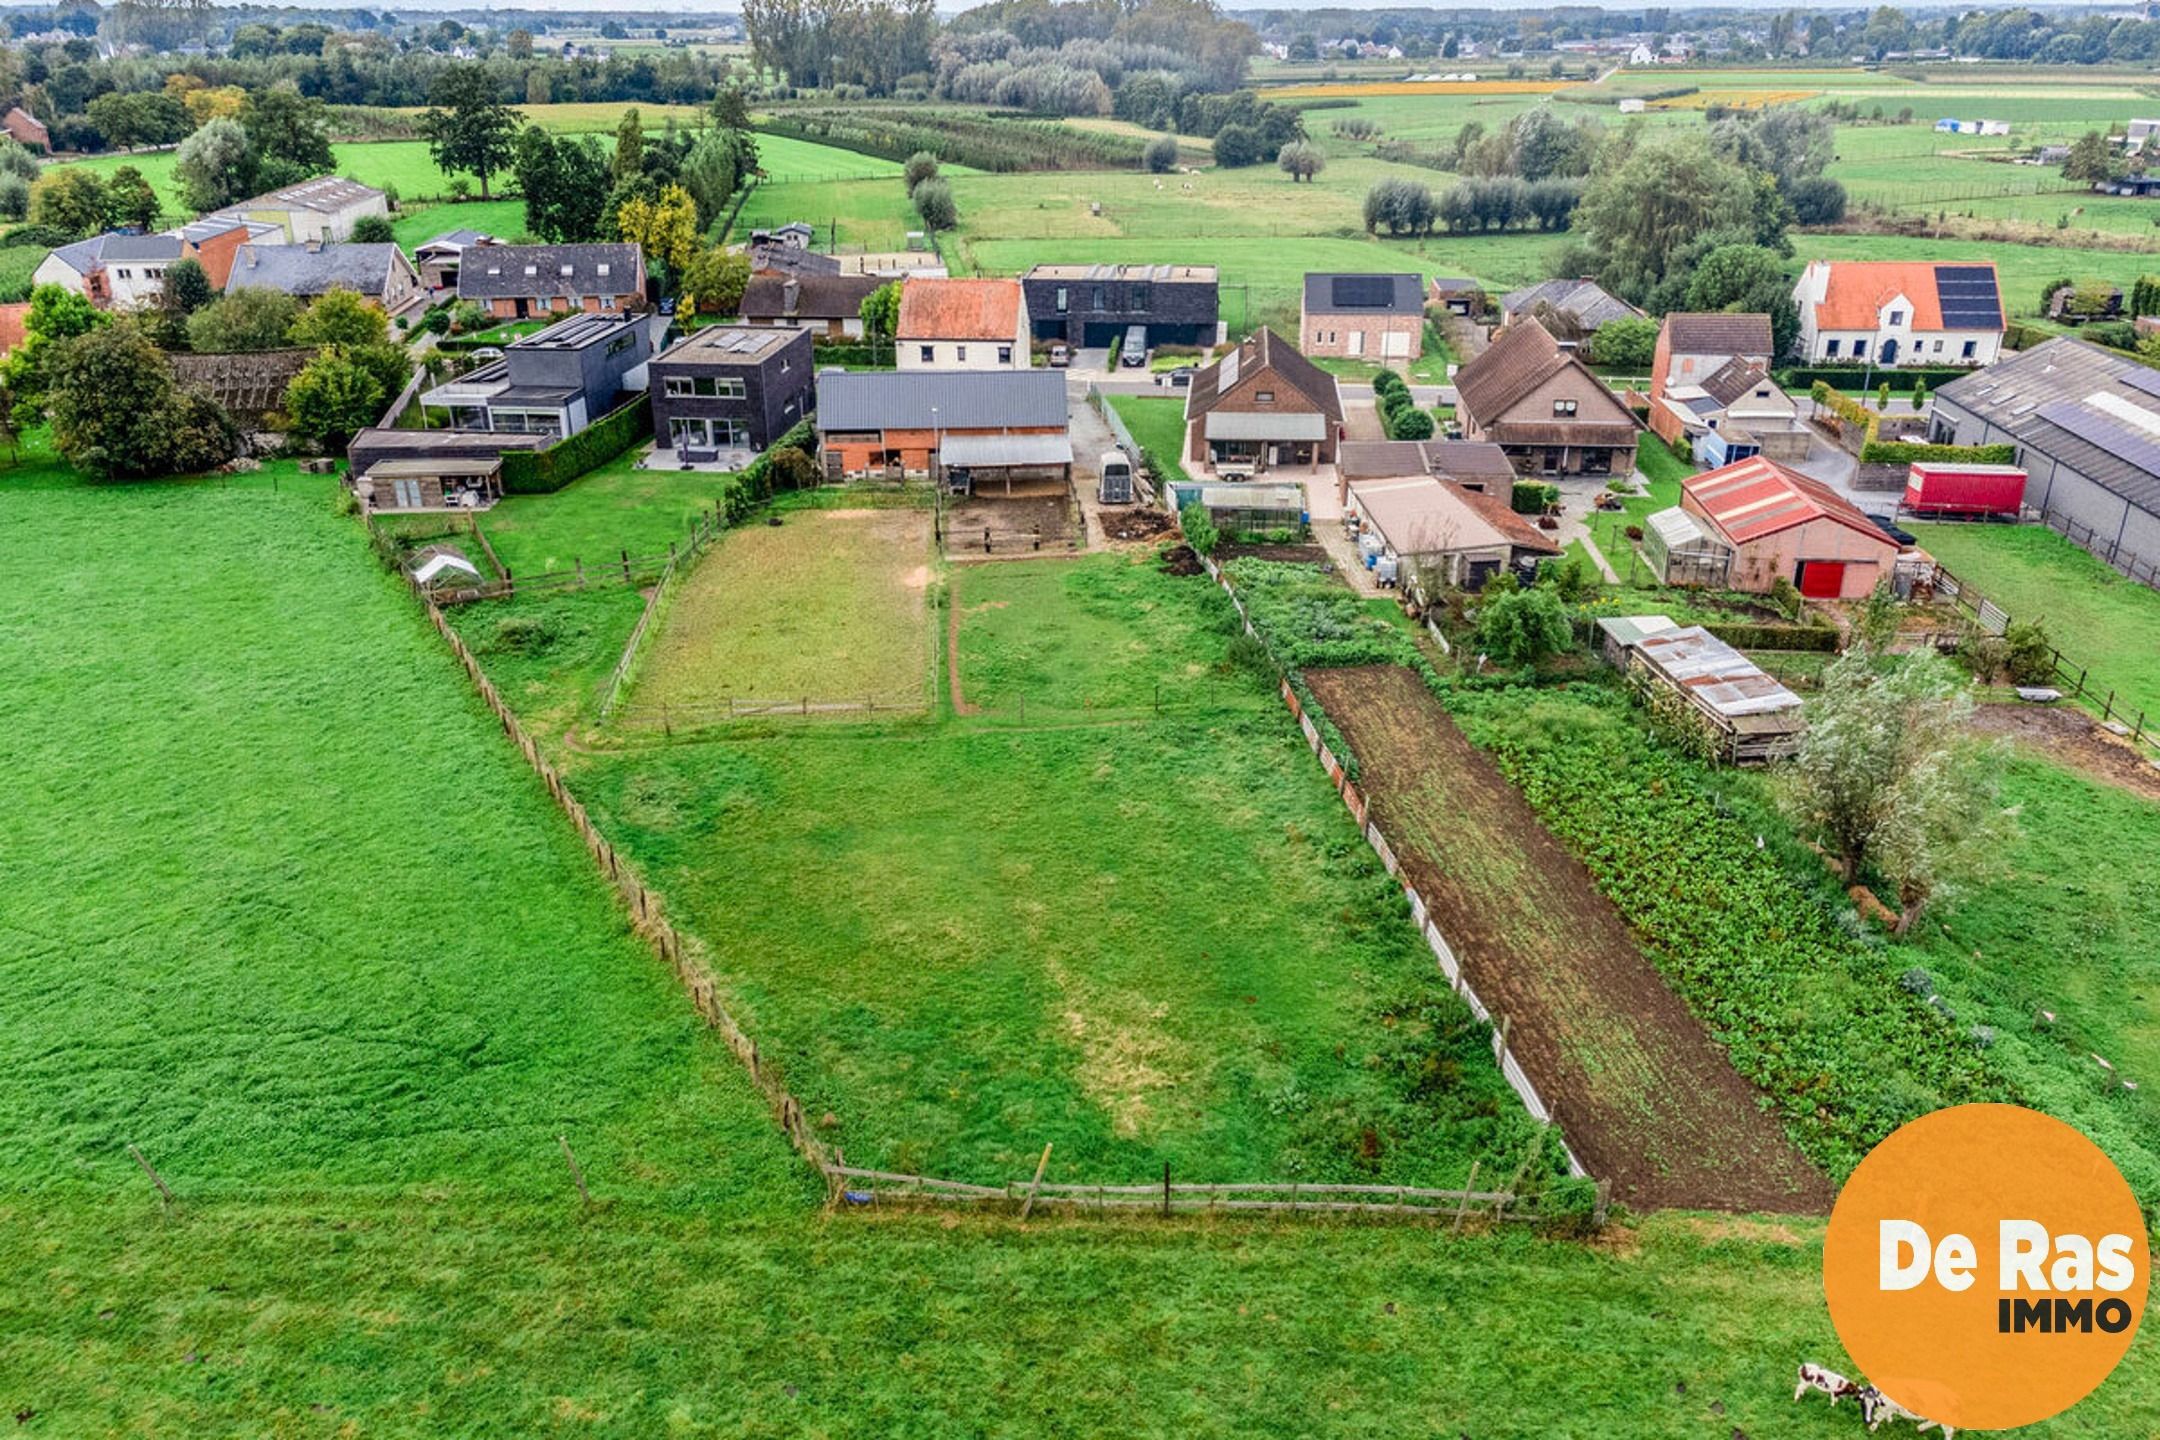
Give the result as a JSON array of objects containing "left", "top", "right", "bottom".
[
  {"left": 1047, "top": 343, "right": 1070, "bottom": 368},
  {"left": 1156, "top": 366, "right": 1193, "bottom": 389},
  {"left": 1121, "top": 325, "right": 1147, "bottom": 367}
]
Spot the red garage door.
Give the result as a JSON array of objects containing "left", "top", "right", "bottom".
[{"left": 1798, "top": 561, "right": 1845, "bottom": 598}]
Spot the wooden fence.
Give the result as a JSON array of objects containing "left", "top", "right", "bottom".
[
  {"left": 2040, "top": 508, "right": 2160, "bottom": 593},
  {"left": 591, "top": 506, "right": 737, "bottom": 723},
  {"left": 1200, "top": 554, "right": 1592, "bottom": 1183}
]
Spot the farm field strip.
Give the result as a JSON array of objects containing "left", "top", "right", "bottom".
[{"left": 1304, "top": 666, "right": 1833, "bottom": 1213}]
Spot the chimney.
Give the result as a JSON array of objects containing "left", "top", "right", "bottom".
[{"left": 783, "top": 280, "right": 800, "bottom": 315}]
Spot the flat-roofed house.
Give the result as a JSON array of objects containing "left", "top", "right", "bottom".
[
  {"left": 1792, "top": 259, "right": 2003, "bottom": 367},
  {"left": 457, "top": 243, "right": 646, "bottom": 320},
  {"left": 1021, "top": 263, "right": 1220, "bottom": 348},
  {"left": 814, "top": 369, "right": 1069, "bottom": 484},
  {"left": 648, "top": 325, "right": 813, "bottom": 459},
  {"left": 212, "top": 176, "right": 389, "bottom": 244},
  {"left": 1453, "top": 319, "right": 1638, "bottom": 477},
  {"left": 1301, "top": 272, "right": 1424, "bottom": 361},
  {"left": 1181, "top": 326, "right": 1343, "bottom": 476},
  {"left": 896, "top": 277, "right": 1030, "bottom": 370},
  {"left": 418, "top": 311, "right": 663, "bottom": 440}
]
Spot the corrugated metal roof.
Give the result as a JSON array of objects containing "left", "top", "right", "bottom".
[
  {"left": 815, "top": 369, "right": 1068, "bottom": 431},
  {"left": 1198, "top": 482, "right": 1304, "bottom": 510},
  {"left": 1938, "top": 338, "right": 2160, "bottom": 517},
  {"left": 939, "top": 433, "right": 1073, "bottom": 467},
  {"left": 1205, "top": 411, "right": 1327, "bottom": 441},
  {"left": 1685, "top": 454, "right": 1897, "bottom": 548},
  {"left": 1622, "top": 622, "right": 1804, "bottom": 720}
]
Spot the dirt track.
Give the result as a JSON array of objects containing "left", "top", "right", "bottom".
[{"left": 1307, "top": 666, "right": 1833, "bottom": 1214}]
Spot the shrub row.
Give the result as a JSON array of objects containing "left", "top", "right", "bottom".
[
  {"left": 1779, "top": 364, "right": 1974, "bottom": 393},
  {"left": 718, "top": 417, "right": 821, "bottom": 524},
  {"left": 1858, "top": 440, "right": 2018, "bottom": 466},
  {"left": 760, "top": 110, "right": 1143, "bottom": 172},
  {"left": 1511, "top": 480, "right": 1559, "bottom": 515},
  {"left": 500, "top": 400, "right": 653, "bottom": 494},
  {"left": 1701, "top": 621, "right": 1841, "bottom": 652}
]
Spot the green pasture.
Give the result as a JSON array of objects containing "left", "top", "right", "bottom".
[
  {"left": 391, "top": 198, "right": 529, "bottom": 250},
  {"left": 1107, "top": 394, "right": 1194, "bottom": 484},
  {"left": 1908, "top": 520, "right": 2160, "bottom": 723},
  {"left": 479, "top": 453, "right": 741, "bottom": 580}
]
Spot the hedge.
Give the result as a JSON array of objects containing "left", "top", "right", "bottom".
[
  {"left": 1778, "top": 364, "right": 1975, "bottom": 393},
  {"left": 500, "top": 399, "right": 654, "bottom": 494},
  {"left": 1858, "top": 440, "right": 2018, "bottom": 466},
  {"left": 1511, "top": 480, "right": 1559, "bottom": 514},
  {"left": 1702, "top": 621, "right": 1841, "bottom": 653},
  {"left": 810, "top": 341, "right": 893, "bottom": 368},
  {"left": 718, "top": 417, "right": 820, "bottom": 524}
]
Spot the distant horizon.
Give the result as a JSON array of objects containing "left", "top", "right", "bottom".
[{"left": 128, "top": 0, "right": 2113, "bottom": 14}]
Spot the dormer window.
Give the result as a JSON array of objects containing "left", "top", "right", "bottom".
[
  {"left": 524, "top": 264, "right": 538, "bottom": 276},
  {"left": 1888, "top": 309, "right": 1905, "bottom": 326}
]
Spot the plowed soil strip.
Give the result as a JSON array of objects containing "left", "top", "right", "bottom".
[{"left": 1307, "top": 666, "right": 1832, "bottom": 1213}]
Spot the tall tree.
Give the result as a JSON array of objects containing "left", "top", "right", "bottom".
[
  {"left": 513, "top": 128, "right": 612, "bottom": 243},
  {"left": 419, "top": 64, "right": 520, "bottom": 200},
  {"left": 680, "top": 248, "right": 751, "bottom": 316},
  {"left": 1571, "top": 135, "right": 1753, "bottom": 300},
  {"left": 613, "top": 107, "right": 645, "bottom": 186},
  {"left": 102, "top": 164, "right": 161, "bottom": 231},
  {"left": 174, "top": 116, "right": 255, "bottom": 213},
  {"left": 46, "top": 322, "right": 239, "bottom": 480},
  {"left": 28, "top": 167, "right": 106, "bottom": 237},
  {"left": 241, "top": 87, "right": 334, "bottom": 183},
  {"left": 613, "top": 183, "right": 699, "bottom": 284},
  {"left": 2, "top": 283, "right": 109, "bottom": 429}
]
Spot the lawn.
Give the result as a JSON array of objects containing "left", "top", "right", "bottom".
[
  {"left": 0, "top": 471, "right": 806, "bottom": 1209},
  {"left": 446, "top": 584, "right": 651, "bottom": 741},
  {"left": 1107, "top": 393, "right": 1192, "bottom": 485},
  {"left": 479, "top": 454, "right": 743, "bottom": 579},
  {"left": 59, "top": 139, "right": 474, "bottom": 216},
  {"left": 621, "top": 505, "right": 935, "bottom": 720},
  {"left": 952, "top": 552, "right": 1262, "bottom": 716},
  {"left": 391, "top": 197, "right": 530, "bottom": 251},
  {"left": 1909, "top": 520, "right": 2160, "bottom": 726},
  {"left": 749, "top": 129, "right": 910, "bottom": 182},
  {"left": 0, "top": 242, "right": 42, "bottom": 303},
  {"left": 574, "top": 552, "right": 1555, "bottom": 1188}
]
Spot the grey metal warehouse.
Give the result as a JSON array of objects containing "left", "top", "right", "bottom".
[{"left": 1930, "top": 338, "right": 2160, "bottom": 577}]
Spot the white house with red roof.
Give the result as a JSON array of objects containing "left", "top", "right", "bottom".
[
  {"left": 896, "top": 277, "right": 1030, "bottom": 371},
  {"left": 1791, "top": 259, "right": 2004, "bottom": 369},
  {"left": 1663, "top": 454, "right": 1901, "bottom": 598}
]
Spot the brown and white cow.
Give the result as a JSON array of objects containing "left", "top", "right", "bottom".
[{"left": 1794, "top": 1362, "right": 1861, "bottom": 1404}]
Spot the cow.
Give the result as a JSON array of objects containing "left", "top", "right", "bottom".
[
  {"left": 1794, "top": 1362, "right": 1860, "bottom": 1406},
  {"left": 1858, "top": 1386, "right": 1957, "bottom": 1438}
]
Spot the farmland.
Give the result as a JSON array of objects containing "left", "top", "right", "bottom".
[
  {"left": 1306, "top": 664, "right": 1832, "bottom": 1213},
  {"left": 622, "top": 505, "right": 936, "bottom": 720},
  {"left": 479, "top": 453, "right": 743, "bottom": 579}
]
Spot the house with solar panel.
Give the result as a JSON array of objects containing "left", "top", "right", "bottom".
[
  {"left": 1928, "top": 337, "right": 2160, "bottom": 571},
  {"left": 647, "top": 325, "right": 813, "bottom": 463},
  {"left": 1791, "top": 260, "right": 2003, "bottom": 368},
  {"left": 1301, "top": 273, "right": 1425, "bottom": 362}
]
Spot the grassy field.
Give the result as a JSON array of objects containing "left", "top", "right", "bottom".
[
  {"left": 61, "top": 140, "right": 473, "bottom": 217},
  {"left": 749, "top": 130, "right": 911, "bottom": 182},
  {"left": 1910, "top": 520, "right": 2160, "bottom": 724},
  {"left": 1107, "top": 394, "right": 1193, "bottom": 484},
  {"left": 623, "top": 505, "right": 935, "bottom": 718},
  {"left": 952, "top": 552, "right": 1260, "bottom": 714},
  {"left": 0, "top": 473, "right": 804, "bottom": 1209},
  {"left": 391, "top": 197, "right": 529, "bottom": 250},
  {"left": 576, "top": 548, "right": 1555, "bottom": 1187},
  {"left": 479, "top": 453, "right": 742, "bottom": 579}
]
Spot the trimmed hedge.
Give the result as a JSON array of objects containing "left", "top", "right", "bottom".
[
  {"left": 719, "top": 417, "right": 820, "bottom": 524},
  {"left": 1703, "top": 621, "right": 1841, "bottom": 653},
  {"left": 1511, "top": 480, "right": 1558, "bottom": 515},
  {"left": 1859, "top": 440, "right": 2018, "bottom": 466},
  {"left": 500, "top": 400, "right": 654, "bottom": 494},
  {"left": 1778, "top": 364, "right": 1975, "bottom": 393},
  {"left": 810, "top": 342, "right": 893, "bottom": 368}
]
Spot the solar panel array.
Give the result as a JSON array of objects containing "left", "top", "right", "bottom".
[
  {"left": 2117, "top": 366, "right": 2160, "bottom": 402},
  {"left": 1934, "top": 266, "right": 2002, "bottom": 330},
  {"left": 1332, "top": 275, "right": 1396, "bottom": 309},
  {"left": 2037, "top": 400, "right": 2160, "bottom": 479}
]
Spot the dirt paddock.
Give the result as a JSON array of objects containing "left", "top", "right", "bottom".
[
  {"left": 1306, "top": 665, "right": 1833, "bottom": 1214},
  {"left": 1969, "top": 699, "right": 2160, "bottom": 802}
]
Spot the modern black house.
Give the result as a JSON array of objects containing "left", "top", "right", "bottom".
[
  {"left": 648, "top": 325, "right": 814, "bottom": 457},
  {"left": 1020, "top": 263, "right": 1219, "bottom": 348},
  {"left": 418, "top": 312, "right": 663, "bottom": 439}
]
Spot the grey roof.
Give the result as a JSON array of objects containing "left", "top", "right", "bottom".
[
  {"left": 221, "top": 175, "right": 384, "bottom": 215},
  {"left": 742, "top": 272, "right": 883, "bottom": 322},
  {"left": 101, "top": 232, "right": 184, "bottom": 262},
  {"left": 228, "top": 243, "right": 408, "bottom": 298},
  {"left": 457, "top": 244, "right": 642, "bottom": 301},
  {"left": 1937, "top": 338, "right": 2160, "bottom": 517},
  {"left": 939, "top": 432, "right": 1074, "bottom": 467},
  {"left": 1303, "top": 272, "right": 1423, "bottom": 316},
  {"left": 510, "top": 312, "right": 648, "bottom": 353},
  {"left": 815, "top": 369, "right": 1068, "bottom": 432},
  {"left": 417, "top": 228, "right": 491, "bottom": 252},
  {"left": 44, "top": 233, "right": 108, "bottom": 275},
  {"left": 1501, "top": 278, "right": 1644, "bottom": 331},
  {"left": 654, "top": 325, "right": 798, "bottom": 366},
  {"left": 1337, "top": 439, "right": 1515, "bottom": 485}
]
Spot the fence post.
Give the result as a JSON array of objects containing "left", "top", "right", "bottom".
[
  {"left": 621, "top": 548, "right": 631, "bottom": 583},
  {"left": 1451, "top": 1159, "right": 1480, "bottom": 1234}
]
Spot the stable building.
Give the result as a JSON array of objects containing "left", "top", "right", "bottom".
[
  {"left": 1022, "top": 263, "right": 1219, "bottom": 349},
  {"left": 814, "top": 369, "right": 1070, "bottom": 488},
  {"left": 648, "top": 325, "right": 813, "bottom": 460},
  {"left": 211, "top": 176, "right": 388, "bottom": 245},
  {"left": 1181, "top": 327, "right": 1342, "bottom": 476},
  {"left": 1300, "top": 272, "right": 1424, "bottom": 361},
  {"left": 1452, "top": 319, "right": 1638, "bottom": 478}
]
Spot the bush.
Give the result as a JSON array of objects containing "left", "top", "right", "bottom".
[
  {"left": 903, "top": 150, "right": 940, "bottom": 193},
  {"left": 1511, "top": 480, "right": 1558, "bottom": 515},
  {"left": 1143, "top": 135, "right": 1178, "bottom": 173},
  {"left": 1178, "top": 500, "right": 1220, "bottom": 557},
  {"left": 1767, "top": 576, "right": 1803, "bottom": 621},
  {"left": 349, "top": 214, "right": 395, "bottom": 244},
  {"left": 1476, "top": 586, "right": 1574, "bottom": 665},
  {"left": 499, "top": 399, "right": 653, "bottom": 493},
  {"left": 1386, "top": 406, "right": 1435, "bottom": 440},
  {"left": 912, "top": 176, "right": 958, "bottom": 232},
  {"left": 2004, "top": 620, "right": 2057, "bottom": 686},
  {"left": 1859, "top": 440, "right": 2017, "bottom": 466},
  {"left": 1370, "top": 369, "right": 1407, "bottom": 399}
]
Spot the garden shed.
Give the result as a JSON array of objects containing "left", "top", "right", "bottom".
[
  {"left": 1169, "top": 480, "right": 1308, "bottom": 538},
  {"left": 1596, "top": 616, "right": 1805, "bottom": 764},
  {"left": 1644, "top": 506, "right": 1734, "bottom": 587}
]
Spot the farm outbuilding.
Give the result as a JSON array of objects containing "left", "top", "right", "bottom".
[
  {"left": 1682, "top": 455, "right": 1901, "bottom": 598},
  {"left": 354, "top": 457, "right": 504, "bottom": 512},
  {"left": 1596, "top": 616, "right": 1805, "bottom": 764}
]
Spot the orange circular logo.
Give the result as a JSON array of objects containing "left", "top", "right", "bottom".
[{"left": 1824, "top": 1104, "right": 2148, "bottom": 1431}]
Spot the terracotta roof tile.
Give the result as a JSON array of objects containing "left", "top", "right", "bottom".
[
  {"left": 1809, "top": 261, "right": 1999, "bottom": 332},
  {"left": 897, "top": 277, "right": 1023, "bottom": 341}
]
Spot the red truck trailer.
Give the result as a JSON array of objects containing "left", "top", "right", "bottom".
[{"left": 1903, "top": 461, "right": 2027, "bottom": 519}]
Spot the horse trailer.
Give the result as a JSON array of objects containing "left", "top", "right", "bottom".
[{"left": 1098, "top": 449, "right": 1133, "bottom": 504}]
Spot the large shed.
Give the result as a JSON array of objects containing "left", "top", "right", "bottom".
[{"left": 1682, "top": 454, "right": 1900, "bottom": 598}]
